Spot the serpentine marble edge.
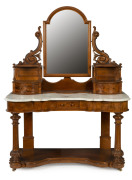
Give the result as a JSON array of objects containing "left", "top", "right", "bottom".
[{"left": 5, "top": 92, "right": 130, "bottom": 102}]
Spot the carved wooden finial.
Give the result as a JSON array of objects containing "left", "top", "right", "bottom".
[{"left": 92, "top": 26, "right": 111, "bottom": 64}]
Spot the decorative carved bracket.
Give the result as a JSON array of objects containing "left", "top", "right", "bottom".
[
  {"left": 92, "top": 26, "right": 111, "bottom": 64},
  {"left": 17, "top": 26, "right": 42, "bottom": 66}
]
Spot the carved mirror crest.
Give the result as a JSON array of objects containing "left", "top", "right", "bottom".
[{"left": 43, "top": 6, "right": 91, "bottom": 77}]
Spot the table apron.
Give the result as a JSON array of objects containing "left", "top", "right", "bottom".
[{"left": 7, "top": 101, "right": 128, "bottom": 113}]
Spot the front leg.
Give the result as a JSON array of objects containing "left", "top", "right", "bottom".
[
  {"left": 10, "top": 113, "right": 22, "bottom": 170},
  {"left": 113, "top": 113, "right": 125, "bottom": 170}
]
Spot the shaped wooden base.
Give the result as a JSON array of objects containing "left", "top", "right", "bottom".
[{"left": 10, "top": 148, "right": 124, "bottom": 170}]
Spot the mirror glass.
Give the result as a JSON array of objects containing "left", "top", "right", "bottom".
[{"left": 46, "top": 10, "right": 89, "bottom": 75}]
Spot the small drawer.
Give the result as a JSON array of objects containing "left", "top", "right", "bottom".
[
  {"left": 93, "top": 81, "right": 122, "bottom": 94},
  {"left": 13, "top": 81, "right": 41, "bottom": 95},
  {"left": 14, "top": 67, "right": 42, "bottom": 81},
  {"left": 57, "top": 101, "right": 80, "bottom": 110}
]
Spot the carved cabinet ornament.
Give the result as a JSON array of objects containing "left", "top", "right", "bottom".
[
  {"left": 17, "top": 26, "right": 42, "bottom": 66},
  {"left": 92, "top": 26, "right": 111, "bottom": 64}
]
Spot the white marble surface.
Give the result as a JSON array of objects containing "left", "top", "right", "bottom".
[{"left": 5, "top": 92, "right": 130, "bottom": 102}]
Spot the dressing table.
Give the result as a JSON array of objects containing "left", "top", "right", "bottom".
[{"left": 5, "top": 6, "right": 130, "bottom": 171}]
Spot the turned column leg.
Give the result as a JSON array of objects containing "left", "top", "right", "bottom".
[
  {"left": 113, "top": 113, "right": 124, "bottom": 170},
  {"left": 100, "top": 112, "right": 111, "bottom": 149},
  {"left": 10, "top": 113, "right": 21, "bottom": 171},
  {"left": 23, "top": 112, "right": 34, "bottom": 149}
]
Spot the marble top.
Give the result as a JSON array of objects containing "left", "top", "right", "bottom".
[{"left": 5, "top": 92, "right": 130, "bottom": 102}]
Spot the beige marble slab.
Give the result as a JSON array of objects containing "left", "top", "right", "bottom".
[{"left": 5, "top": 92, "right": 130, "bottom": 102}]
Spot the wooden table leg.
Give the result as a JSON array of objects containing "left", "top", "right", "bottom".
[
  {"left": 23, "top": 112, "right": 34, "bottom": 149},
  {"left": 113, "top": 113, "right": 124, "bottom": 170},
  {"left": 100, "top": 112, "right": 111, "bottom": 149},
  {"left": 10, "top": 113, "right": 21, "bottom": 170}
]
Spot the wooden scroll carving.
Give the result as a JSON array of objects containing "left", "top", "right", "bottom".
[
  {"left": 92, "top": 26, "right": 111, "bottom": 64},
  {"left": 17, "top": 26, "right": 42, "bottom": 65}
]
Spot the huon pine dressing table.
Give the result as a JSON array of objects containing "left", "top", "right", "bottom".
[{"left": 5, "top": 6, "right": 130, "bottom": 171}]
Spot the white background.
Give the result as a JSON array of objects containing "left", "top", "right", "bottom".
[{"left": 0, "top": 0, "right": 132, "bottom": 179}]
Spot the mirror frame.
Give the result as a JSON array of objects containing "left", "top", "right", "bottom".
[{"left": 43, "top": 6, "right": 91, "bottom": 77}]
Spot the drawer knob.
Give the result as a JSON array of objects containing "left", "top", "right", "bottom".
[
  {"left": 70, "top": 103, "right": 74, "bottom": 106},
  {"left": 60, "top": 104, "right": 65, "bottom": 107}
]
